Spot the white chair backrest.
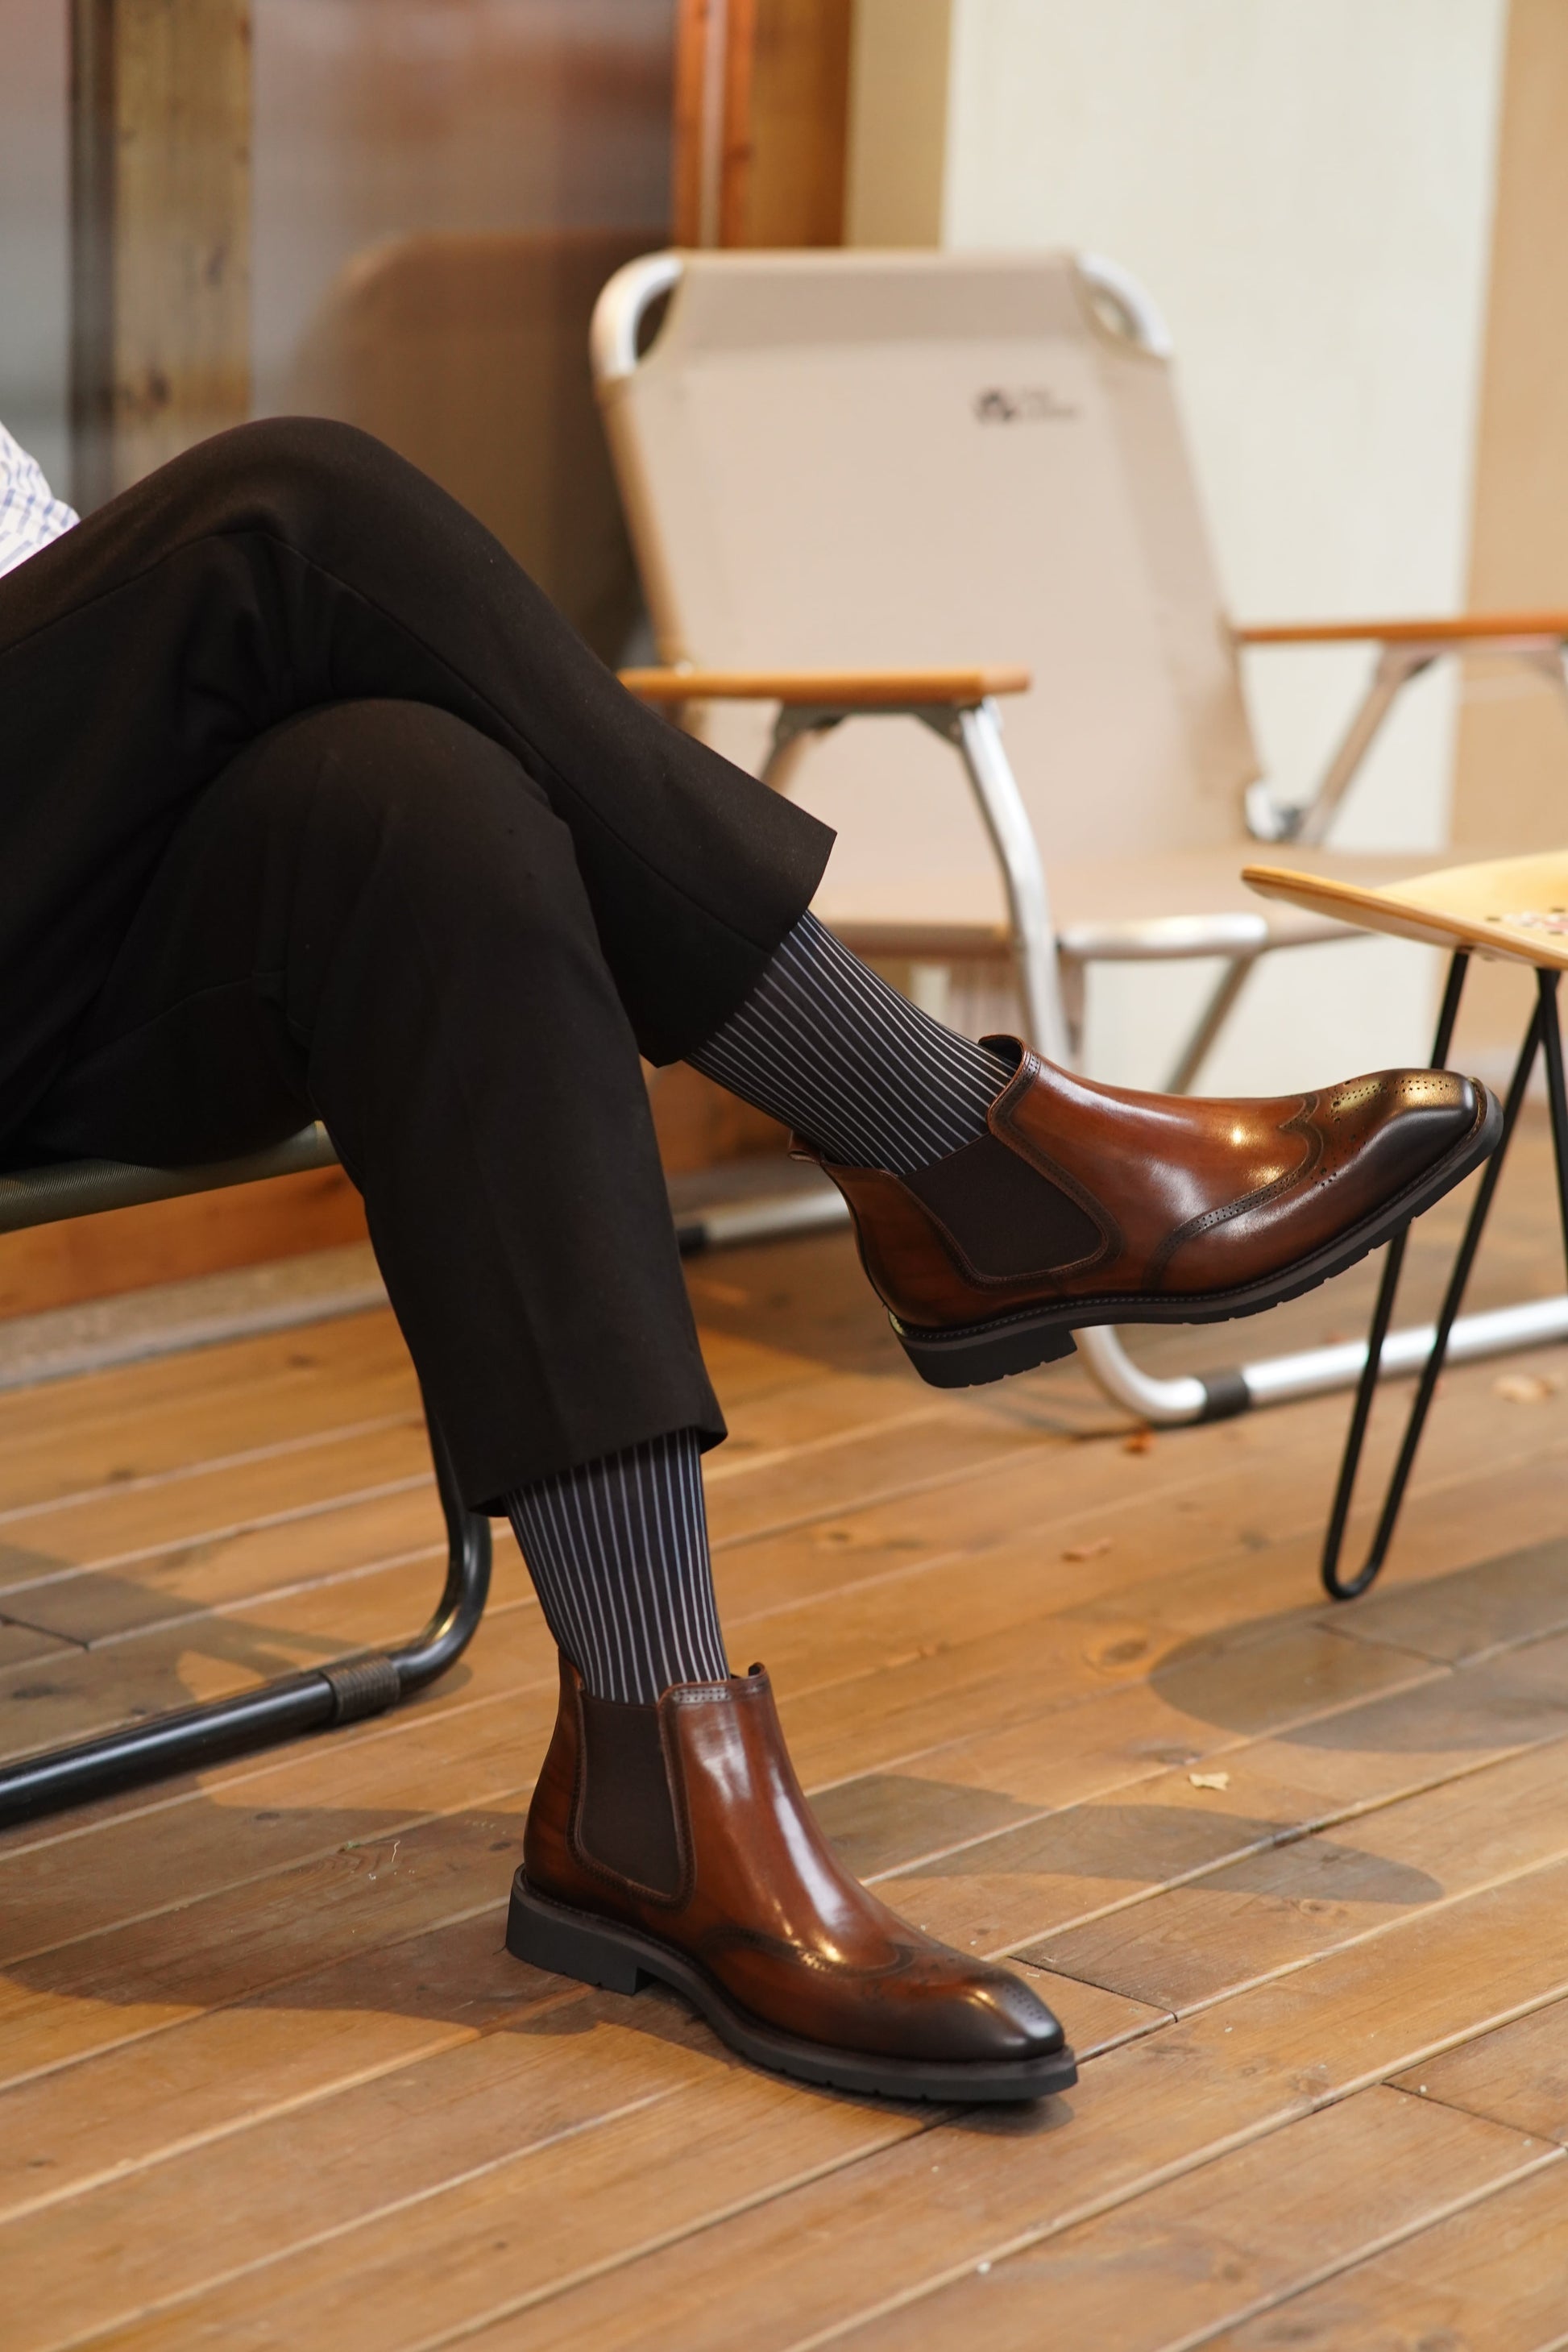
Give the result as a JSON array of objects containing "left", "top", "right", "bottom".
[{"left": 593, "top": 248, "right": 1259, "bottom": 920}]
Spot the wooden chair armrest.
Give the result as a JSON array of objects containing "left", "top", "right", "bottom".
[
  {"left": 617, "top": 665, "right": 1031, "bottom": 707},
  {"left": 1235, "top": 613, "right": 1568, "bottom": 648}
]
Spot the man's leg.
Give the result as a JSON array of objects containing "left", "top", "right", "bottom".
[
  {"left": 0, "top": 416, "right": 832, "bottom": 1139},
  {"left": 21, "top": 696, "right": 1074, "bottom": 2101},
  {"left": 0, "top": 416, "right": 1490, "bottom": 1402},
  {"left": 21, "top": 700, "right": 724, "bottom": 1521}
]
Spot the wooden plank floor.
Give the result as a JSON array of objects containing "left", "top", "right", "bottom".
[{"left": 6, "top": 1112, "right": 1568, "bottom": 2350}]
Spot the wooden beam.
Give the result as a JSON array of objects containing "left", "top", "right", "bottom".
[
  {"left": 671, "top": 0, "right": 852, "bottom": 251},
  {"left": 734, "top": 0, "right": 852, "bottom": 247},
  {"left": 1237, "top": 613, "right": 1568, "bottom": 647},
  {"left": 71, "top": 0, "right": 252, "bottom": 508},
  {"left": 672, "top": 0, "right": 720, "bottom": 246},
  {"left": 619, "top": 663, "right": 1031, "bottom": 705}
]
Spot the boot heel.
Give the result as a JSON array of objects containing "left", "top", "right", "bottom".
[
  {"left": 893, "top": 1312, "right": 1077, "bottom": 1388},
  {"left": 506, "top": 1876, "right": 648, "bottom": 1995}
]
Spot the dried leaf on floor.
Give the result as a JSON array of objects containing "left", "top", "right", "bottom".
[
  {"left": 1188, "top": 1769, "right": 1231, "bottom": 1791},
  {"left": 1493, "top": 1371, "right": 1563, "bottom": 1404}
]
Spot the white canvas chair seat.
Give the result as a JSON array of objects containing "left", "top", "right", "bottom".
[
  {"left": 593, "top": 247, "right": 1568, "bottom": 1426},
  {"left": 819, "top": 844, "right": 1415, "bottom": 966}
]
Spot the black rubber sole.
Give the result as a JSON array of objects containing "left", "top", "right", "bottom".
[
  {"left": 506, "top": 1873, "right": 1077, "bottom": 2105},
  {"left": 894, "top": 1085, "right": 1504, "bottom": 1390}
]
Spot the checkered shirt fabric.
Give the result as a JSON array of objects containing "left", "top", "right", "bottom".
[{"left": 0, "top": 419, "right": 77, "bottom": 581}]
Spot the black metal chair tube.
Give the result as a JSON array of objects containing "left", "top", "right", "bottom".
[{"left": 0, "top": 1394, "right": 491, "bottom": 1829}]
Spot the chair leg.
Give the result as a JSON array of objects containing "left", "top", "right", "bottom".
[
  {"left": 1321, "top": 956, "right": 1543, "bottom": 1599},
  {"left": 1162, "top": 951, "right": 1260, "bottom": 1093},
  {"left": 0, "top": 1391, "right": 492, "bottom": 1828}
]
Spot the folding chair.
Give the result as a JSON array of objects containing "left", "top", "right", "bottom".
[
  {"left": 592, "top": 246, "right": 1568, "bottom": 1427},
  {"left": 1246, "top": 852, "right": 1568, "bottom": 1598},
  {"left": 0, "top": 1128, "right": 492, "bottom": 1827}
]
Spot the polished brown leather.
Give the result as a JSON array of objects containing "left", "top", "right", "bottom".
[
  {"left": 800, "top": 1039, "right": 1483, "bottom": 1325},
  {"left": 524, "top": 1654, "right": 1063, "bottom": 2064}
]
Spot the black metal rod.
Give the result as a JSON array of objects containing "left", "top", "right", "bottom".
[
  {"left": 1322, "top": 970, "right": 1541, "bottom": 1601},
  {"left": 1321, "top": 952, "right": 1470, "bottom": 1599},
  {"left": 1537, "top": 969, "right": 1568, "bottom": 1275},
  {"left": 1320, "top": 1219, "right": 1413, "bottom": 1599},
  {"left": 391, "top": 1396, "right": 492, "bottom": 1689},
  {"left": 0, "top": 1400, "right": 492, "bottom": 1829}
]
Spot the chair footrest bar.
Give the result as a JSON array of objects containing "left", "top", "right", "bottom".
[
  {"left": 1079, "top": 1293, "right": 1568, "bottom": 1426},
  {"left": 0, "top": 1396, "right": 492, "bottom": 1831},
  {"left": 1239, "top": 1292, "right": 1568, "bottom": 1411},
  {"left": 0, "top": 1671, "right": 341, "bottom": 1828},
  {"left": 321, "top": 1652, "right": 404, "bottom": 1724}
]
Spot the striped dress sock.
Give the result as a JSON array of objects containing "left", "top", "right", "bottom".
[
  {"left": 506, "top": 1426, "right": 728, "bottom": 1703},
  {"left": 687, "top": 911, "right": 1011, "bottom": 1174}
]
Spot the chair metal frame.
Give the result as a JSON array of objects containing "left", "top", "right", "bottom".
[
  {"left": 599, "top": 249, "right": 1568, "bottom": 1433},
  {"left": 0, "top": 1126, "right": 492, "bottom": 1829}
]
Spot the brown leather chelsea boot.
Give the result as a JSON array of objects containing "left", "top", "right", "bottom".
[
  {"left": 798, "top": 1038, "right": 1500, "bottom": 1387},
  {"left": 507, "top": 1654, "right": 1076, "bottom": 2103}
]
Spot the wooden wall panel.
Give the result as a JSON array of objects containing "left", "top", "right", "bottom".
[
  {"left": 71, "top": 0, "right": 251, "bottom": 505},
  {"left": 0, "top": 1169, "right": 368, "bottom": 1322},
  {"left": 674, "top": 0, "right": 851, "bottom": 250}
]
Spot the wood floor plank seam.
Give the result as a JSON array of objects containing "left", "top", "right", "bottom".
[
  {"left": 701, "top": 1401, "right": 962, "bottom": 1486},
  {"left": 0, "top": 1386, "right": 1035, "bottom": 1645},
  {"left": 774, "top": 2141, "right": 1567, "bottom": 2352},
  {"left": 0, "top": 1567, "right": 1544, "bottom": 1983},
  {"left": 342, "top": 2113, "right": 955, "bottom": 2352},
  {"left": 0, "top": 1471, "right": 438, "bottom": 1598},
  {"left": 0, "top": 1608, "right": 90, "bottom": 1652},
  {"left": 23, "top": 1773, "right": 1568, "bottom": 2335},
  {"left": 33, "top": 2087, "right": 679, "bottom": 2352},
  {"left": 0, "top": 1923, "right": 587, "bottom": 2225},
  {"left": 1343, "top": 1601, "right": 1568, "bottom": 1681},
  {"left": 1021, "top": 1806, "right": 1568, "bottom": 2014},
  {"left": 1151, "top": 2143, "right": 1568, "bottom": 2352},
  {"left": 846, "top": 1664, "right": 1462, "bottom": 1878},
  {"left": 0, "top": 1892, "right": 522, "bottom": 2109},
  {"left": 56, "top": 1539, "right": 450, "bottom": 1657},
  {"left": 39, "top": 1916, "right": 1568, "bottom": 2352},
  {"left": 0, "top": 1591, "right": 1525, "bottom": 2011},
  {"left": 0, "top": 1626, "right": 1450, "bottom": 1971},
  {"left": 12, "top": 1693, "right": 1561, "bottom": 2117},
  {"left": 779, "top": 2115, "right": 1568, "bottom": 2352},
  {"left": 977, "top": 1756, "right": 1543, "bottom": 1963},
  {"left": 769, "top": 1996, "right": 1568, "bottom": 2352},
  {"left": 457, "top": 1870, "right": 1568, "bottom": 2349},
  {"left": 0, "top": 1412, "right": 423, "bottom": 1529},
  {"left": 853, "top": 1662, "right": 1502, "bottom": 1888},
  {"left": 0, "top": 1652, "right": 560, "bottom": 1866},
  {"left": 0, "top": 1744, "right": 546, "bottom": 1978},
  {"left": 7, "top": 1321, "right": 1555, "bottom": 1802}
]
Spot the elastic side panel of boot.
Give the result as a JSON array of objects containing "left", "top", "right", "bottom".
[
  {"left": 577, "top": 1691, "right": 684, "bottom": 1898},
  {"left": 904, "top": 1135, "right": 1102, "bottom": 1277}
]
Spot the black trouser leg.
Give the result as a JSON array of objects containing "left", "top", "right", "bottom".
[
  {"left": 19, "top": 701, "right": 724, "bottom": 1508},
  {"left": 0, "top": 416, "right": 832, "bottom": 1139}
]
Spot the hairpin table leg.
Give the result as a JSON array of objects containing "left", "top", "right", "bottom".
[{"left": 1321, "top": 959, "right": 1556, "bottom": 1599}]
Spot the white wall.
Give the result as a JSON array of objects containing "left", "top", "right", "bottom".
[{"left": 853, "top": 0, "right": 1508, "bottom": 1092}]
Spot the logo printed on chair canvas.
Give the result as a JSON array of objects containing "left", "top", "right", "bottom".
[{"left": 973, "top": 387, "right": 1078, "bottom": 423}]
